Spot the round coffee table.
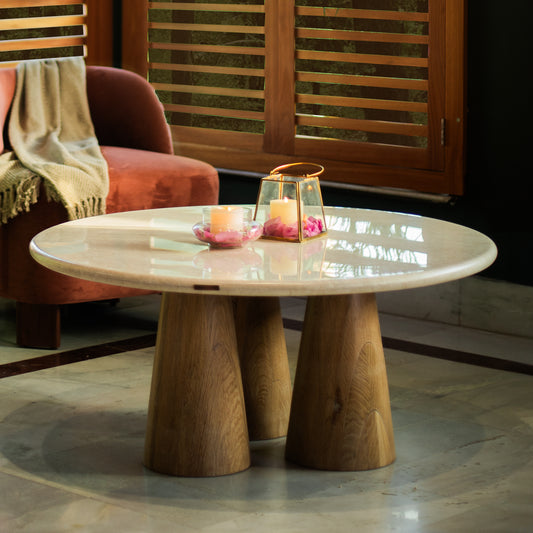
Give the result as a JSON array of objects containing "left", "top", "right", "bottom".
[{"left": 30, "top": 206, "right": 497, "bottom": 476}]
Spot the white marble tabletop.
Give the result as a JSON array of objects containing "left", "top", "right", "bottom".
[{"left": 30, "top": 206, "right": 497, "bottom": 297}]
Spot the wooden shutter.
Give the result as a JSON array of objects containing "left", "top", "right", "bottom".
[
  {"left": 0, "top": 1, "right": 87, "bottom": 68},
  {"left": 147, "top": 0, "right": 465, "bottom": 195},
  {"left": 293, "top": 3, "right": 441, "bottom": 171},
  {"left": 148, "top": 2, "right": 266, "bottom": 152}
]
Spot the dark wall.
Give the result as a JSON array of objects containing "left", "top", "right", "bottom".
[{"left": 220, "top": 3, "right": 532, "bottom": 287}]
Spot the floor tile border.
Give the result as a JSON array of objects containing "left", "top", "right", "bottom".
[{"left": 2, "top": 320, "right": 532, "bottom": 379}]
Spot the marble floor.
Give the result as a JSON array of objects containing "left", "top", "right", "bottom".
[{"left": 1, "top": 294, "right": 533, "bottom": 532}]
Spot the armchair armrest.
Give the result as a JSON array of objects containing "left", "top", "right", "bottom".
[{"left": 86, "top": 66, "right": 173, "bottom": 155}]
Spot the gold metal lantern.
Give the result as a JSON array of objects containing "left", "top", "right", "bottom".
[{"left": 253, "top": 162, "right": 327, "bottom": 243}]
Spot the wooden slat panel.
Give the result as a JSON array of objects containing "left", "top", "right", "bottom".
[
  {"left": 149, "top": 2, "right": 265, "bottom": 13},
  {"left": 0, "top": 15, "right": 85, "bottom": 32},
  {"left": 295, "top": 136, "right": 429, "bottom": 169},
  {"left": 296, "top": 28, "right": 428, "bottom": 45},
  {"left": 149, "top": 42, "right": 265, "bottom": 56},
  {"left": 296, "top": 114, "right": 427, "bottom": 137},
  {"left": 297, "top": 49, "right": 428, "bottom": 68},
  {"left": 296, "top": 7, "right": 429, "bottom": 22},
  {"left": 165, "top": 103, "right": 263, "bottom": 121},
  {"left": 1, "top": 0, "right": 82, "bottom": 6},
  {"left": 152, "top": 82, "right": 264, "bottom": 99},
  {"left": 149, "top": 62, "right": 264, "bottom": 77},
  {"left": 0, "top": 36, "right": 86, "bottom": 53},
  {"left": 296, "top": 71, "right": 427, "bottom": 91},
  {"left": 171, "top": 125, "right": 263, "bottom": 152},
  {"left": 297, "top": 93, "right": 427, "bottom": 113},
  {"left": 149, "top": 22, "right": 264, "bottom": 34}
]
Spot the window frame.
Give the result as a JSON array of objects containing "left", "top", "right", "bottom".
[{"left": 122, "top": 1, "right": 468, "bottom": 195}]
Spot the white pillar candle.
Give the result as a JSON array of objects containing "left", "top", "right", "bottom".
[
  {"left": 270, "top": 198, "right": 298, "bottom": 225},
  {"left": 210, "top": 206, "right": 244, "bottom": 234}
]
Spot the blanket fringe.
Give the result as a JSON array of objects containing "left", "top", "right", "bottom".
[
  {"left": 0, "top": 174, "right": 41, "bottom": 224},
  {"left": 45, "top": 186, "right": 106, "bottom": 220},
  {"left": 65, "top": 197, "right": 106, "bottom": 220}
]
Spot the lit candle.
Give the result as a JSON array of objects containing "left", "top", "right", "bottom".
[
  {"left": 210, "top": 206, "right": 244, "bottom": 234},
  {"left": 270, "top": 198, "right": 298, "bottom": 225}
]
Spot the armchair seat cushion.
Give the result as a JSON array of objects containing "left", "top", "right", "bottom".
[{"left": 103, "top": 146, "right": 218, "bottom": 213}]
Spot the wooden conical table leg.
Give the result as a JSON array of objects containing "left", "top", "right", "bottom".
[
  {"left": 234, "top": 297, "right": 291, "bottom": 440},
  {"left": 144, "top": 292, "right": 250, "bottom": 477},
  {"left": 285, "top": 293, "right": 395, "bottom": 471}
]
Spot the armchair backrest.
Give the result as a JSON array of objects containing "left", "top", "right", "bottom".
[
  {"left": 0, "top": 65, "right": 173, "bottom": 155},
  {"left": 86, "top": 66, "right": 173, "bottom": 155}
]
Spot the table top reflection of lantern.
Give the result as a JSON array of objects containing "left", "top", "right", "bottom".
[{"left": 253, "top": 163, "right": 327, "bottom": 243}]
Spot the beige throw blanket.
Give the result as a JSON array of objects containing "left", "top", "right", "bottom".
[{"left": 0, "top": 57, "right": 108, "bottom": 224}]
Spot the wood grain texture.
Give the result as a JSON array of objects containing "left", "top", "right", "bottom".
[
  {"left": 285, "top": 293, "right": 395, "bottom": 471},
  {"left": 144, "top": 293, "right": 250, "bottom": 476},
  {"left": 122, "top": 0, "right": 148, "bottom": 77},
  {"left": 234, "top": 297, "right": 291, "bottom": 440},
  {"left": 85, "top": 0, "right": 114, "bottom": 67},
  {"left": 263, "top": 0, "right": 295, "bottom": 154}
]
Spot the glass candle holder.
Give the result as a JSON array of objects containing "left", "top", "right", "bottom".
[
  {"left": 253, "top": 163, "right": 327, "bottom": 242},
  {"left": 192, "top": 206, "right": 262, "bottom": 248}
]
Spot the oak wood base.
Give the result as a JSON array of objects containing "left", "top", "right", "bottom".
[
  {"left": 285, "top": 293, "right": 396, "bottom": 471},
  {"left": 144, "top": 291, "right": 395, "bottom": 476},
  {"left": 234, "top": 297, "right": 291, "bottom": 440},
  {"left": 144, "top": 293, "right": 250, "bottom": 477}
]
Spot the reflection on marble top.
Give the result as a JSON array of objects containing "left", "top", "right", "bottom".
[{"left": 30, "top": 206, "right": 497, "bottom": 296}]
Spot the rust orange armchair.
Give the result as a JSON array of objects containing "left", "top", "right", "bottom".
[{"left": 0, "top": 66, "right": 219, "bottom": 348}]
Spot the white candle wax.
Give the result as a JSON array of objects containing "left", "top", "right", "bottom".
[
  {"left": 270, "top": 198, "right": 298, "bottom": 225},
  {"left": 210, "top": 206, "right": 244, "bottom": 234}
]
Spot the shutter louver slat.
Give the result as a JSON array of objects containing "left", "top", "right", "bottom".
[
  {"left": 1, "top": 0, "right": 81, "bottom": 7},
  {"left": 149, "top": 22, "right": 264, "bottom": 34},
  {"left": 150, "top": 3, "right": 264, "bottom": 13},
  {"left": 152, "top": 82, "right": 264, "bottom": 100},
  {"left": 149, "top": 62, "right": 264, "bottom": 77},
  {"left": 0, "top": 15, "right": 86, "bottom": 31},
  {"left": 0, "top": 36, "right": 86, "bottom": 52},
  {"left": 296, "top": 6, "right": 428, "bottom": 22},
  {"left": 149, "top": 42, "right": 265, "bottom": 56},
  {"left": 296, "top": 72, "right": 427, "bottom": 91},
  {"left": 296, "top": 28, "right": 429, "bottom": 44}
]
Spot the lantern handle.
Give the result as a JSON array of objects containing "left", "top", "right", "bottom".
[{"left": 270, "top": 162, "right": 324, "bottom": 178}]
